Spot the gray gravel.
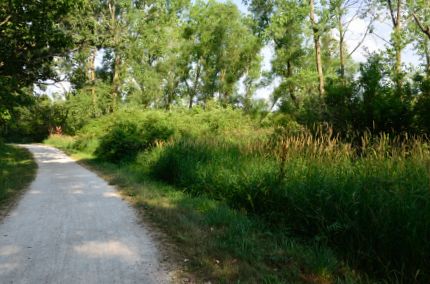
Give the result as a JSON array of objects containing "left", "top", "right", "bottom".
[{"left": 0, "top": 144, "right": 171, "bottom": 284}]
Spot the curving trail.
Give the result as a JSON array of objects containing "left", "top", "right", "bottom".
[{"left": 0, "top": 145, "right": 170, "bottom": 284}]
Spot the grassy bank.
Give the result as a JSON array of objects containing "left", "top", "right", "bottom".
[
  {"left": 45, "top": 135, "right": 364, "bottom": 283},
  {"left": 44, "top": 107, "right": 430, "bottom": 283},
  {"left": 148, "top": 133, "right": 430, "bottom": 282},
  {"left": 0, "top": 143, "right": 37, "bottom": 211}
]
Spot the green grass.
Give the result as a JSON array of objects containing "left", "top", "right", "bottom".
[
  {"left": 44, "top": 107, "right": 430, "bottom": 283},
  {"left": 0, "top": 143, "right": 37, "bottom": 209},
  {"left": 146, "top": 134, "right": 430, "bottom": 282},
  {"left": 46, "top": 134, "right": 368, "bottom": 283}
]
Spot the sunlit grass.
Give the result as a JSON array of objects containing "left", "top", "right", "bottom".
[
  {"left": 45, "top": 134, "right": 368, "bottom": 283},
  {"left": 44, "top": 110, "right": 430, "bottom": 282},
  {"left": 147, "top": 131, "right": 430, "bottom": 281}
]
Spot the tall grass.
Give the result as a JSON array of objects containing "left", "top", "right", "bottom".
[
  {"left": 45, "top": 108, "right": 430, "bottom": 282},
  {"left": 145, "top": 126, "right": 430, "bottom": 281}
]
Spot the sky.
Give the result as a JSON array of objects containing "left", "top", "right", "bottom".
[
  {"left": 228, "top": 0, "right": 418, "bottom": 63},
  {"left": 227, "top": 0, "right": 421, "bottom": 100},
  {"left": 44, "top": 0, "right": 421, "bottom": 101}
]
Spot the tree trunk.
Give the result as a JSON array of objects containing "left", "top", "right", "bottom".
[
  {"left": 88, "top": 48, "right": 97, "bottom": 115},
  {"left": 165, "top": 91, "right": 172, "bottom": 110},
  {"left": 286, "top": 60, "right": 298, "bottom": 107},
  {"left": 189, "top": 94, "right": 194, "bottom": 109},
  {"left": 310, "top": 0, "right": 325, "bottom": 97},
  {"left": 109, "top": 1, "right": 120, "bottom": 112},
  {"left": 388, "top": 0, "right": 402, "bottom": 88},
  {"left": 220, "top": 69, "right": 229, "bottom": 105},
  {"left": 189, "top": 64, "right": 201, "bottom": 109},
  {"left": 111, "top": 53, "right": 120, "bottom": 111},
  {"left": 394, "top": 24, "right": 402, "bottom": 88},
  {"left": 425, "top": 39, "right": 430, "bottom": 78},
  {"left": 337, "top": 11, "right": 345, "bottom": 79}
]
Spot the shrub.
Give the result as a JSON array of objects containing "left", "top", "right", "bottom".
[
  {"left": 95, "top": 122, "right": 143, "bottom": 162},
  {"left": 93, "top": 110, "right": 176, "bottom": 163}
]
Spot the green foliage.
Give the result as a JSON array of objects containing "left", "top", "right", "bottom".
[
  {"left": 414, "top": 74, "right": 430, "bottom": 133},
  {"left": 8, "top": 0, "right": 430, "bottom": 281},
  {"left": 1, "top": 96, "right": 67, "bottom": 142},
  {"left": 181, "top": 0, "right": 261, "bottom": 106},
  {"left": 73, "top": 106, "right": 257, "bottom": 157},
  {"left": 282, "top": 54, "right": 425, "bottom": 136},
  {"left": 0, "top": 0, "right": 83, "bottom": 111},
  {"left": 49, "top": 107, "right": 430, "bottom": 281},
  {"left": 147, "top": 137, "right": 277, "bottom": 211},
  {"left": 95, "top": 115, "right": 174, "bottom": 163},
  {"left": 95, "top": 122, "right": 143, "bottom": 162},
  {"left": 46, "top": 134, "right": 364, "bottom": 283},
  {"left": 148, "top": 126, "right": 430, "bottom": 282}
]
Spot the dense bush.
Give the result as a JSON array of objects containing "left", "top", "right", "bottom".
[
  {"left": 1, "top": 95, "right": 67, "bottom": 142},
  {"left": 73, "top": 106, "right": 258, "bottom": 162},
  {"left": 95, "top": 116, "right": 174, "bottom": 162},
  {"left": 95, "top": 122, "right": 144, "bottom": 162}
]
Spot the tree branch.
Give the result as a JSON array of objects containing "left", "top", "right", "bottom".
[
  {"left": 387, "top": 0, "right": 397, "bottom": 27},
  {"left": 348, "top": 19, "right": 374, "bottom": 57},
  {"left": 413, "top": 13, "right": 430, "bottom": 40},
  {"left": 0, "top": 15, "right": 11, "bottom": 26},
  {"left": 371, "top": 31, "right": 391, "bottom": 45}
]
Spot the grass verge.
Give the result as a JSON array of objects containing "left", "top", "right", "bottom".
[
  {"left": 45, "top": 135, "right": 368, "bottom": 284},
  {"left": 0, "top": 143, "right": 37, "bottom": 218}
]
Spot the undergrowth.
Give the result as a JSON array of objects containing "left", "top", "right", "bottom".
[
  {"left": 45, "top": 107, "right": 430, "bottom": 283},
  {"left": 0, "top": 143, "right": 37, "bottom": 208}
]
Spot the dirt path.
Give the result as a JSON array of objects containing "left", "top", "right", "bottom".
[{"left": 0, "top": 144, "right": 171, "bottom": 284}]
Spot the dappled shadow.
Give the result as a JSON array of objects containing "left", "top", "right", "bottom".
[
  {"left": 0, "top": 144, "right": 170, "bottom": 283},
  {"left": 102, "top": 173, "right": 363, "bottom": 283}
]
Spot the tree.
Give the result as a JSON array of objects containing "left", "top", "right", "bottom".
[
  {"left": 0, "top": 0, "right": 82, "bottom": 109},
  {"left": 330, "top": 0, "right": 374, "bottom": 79},
  {"left": 309, "top": 0, "right": 326, "bottom": 96},
  {"left": 411, "top": 0, "right": 430, "bottom": 40},
  {"left": 183, "top": 1, "right": 261, "bottom": 107},
  {"left": 267, "top": 0, "right": 309, "bottom": 107},
  {"left": 409, "top": 0, "right": 430, "bottom": 77},
  {"left": 124, "top": 0, "right": 189, "bottom": 108},
  {"left": 381, "top": 0, "right": 406, "bottom": 88}
]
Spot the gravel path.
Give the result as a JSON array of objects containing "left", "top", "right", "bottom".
[{"left": 0, "top": 144, "right": 171, "bottom": 284}]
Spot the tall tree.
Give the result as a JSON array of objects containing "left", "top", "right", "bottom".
[
  {"left": 309, "top": 0, "right": 328, "bottom": 97},
  {"left": 0, "top": 0, "right": 83, "bottom": 136},
  {"left": 410, "top": 0, "right": 430, "bottom": 40},
  {"left": 409, "top": 0, "right": 430, "bottom": 76},
  {"left": 124, "top": 0, "right": 189, "bottom": 108},
  {"left": 330, "top": 0, "right": 374, "bottom": 79},
  {"left": 267, "top": 0, "right": 309, "bottom": 107},
  {"left": 183, "top": 1, "right": 261, "bottom": 107},
  {"left": 0, "top": 0, "right": 82, "bottom": 100},
  {"left": 385, "top": 0, "right": 405, "bottom": 88}
]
